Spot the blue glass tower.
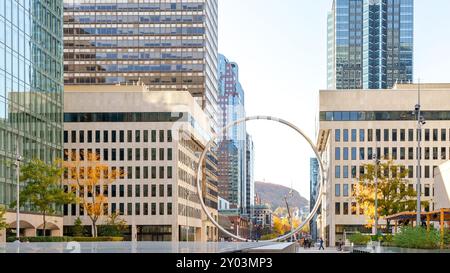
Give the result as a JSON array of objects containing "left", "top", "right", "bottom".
[
  {"left": 0, "top": 1, "right": 64, "bottom": 209},
  {"left": 328, "top": 0, "right": 414, "bottom": 90},
  {"left": 309, "top": 158, "right": 320, "bottom": 241}
]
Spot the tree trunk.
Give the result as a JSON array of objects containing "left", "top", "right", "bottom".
[
  {"left": 92, "top": 220, "right": 97, "bottom": 238},
  {"left": 42, "top": 212, "right": 47, "bottom": 237},
  {"left": 386, "top": 220, "right": 391, "bottom": 234}
]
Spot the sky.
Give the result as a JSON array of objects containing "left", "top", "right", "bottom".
[{"left": 218, "top": 0, "right": 450, "bottom": 199}]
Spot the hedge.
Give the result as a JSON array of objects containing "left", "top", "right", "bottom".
[{"left": 7, "top": 236, "right": 124, "bottom": 243}]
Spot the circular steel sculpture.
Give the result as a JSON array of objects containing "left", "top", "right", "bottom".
[{"left": 196, "top": 116, "right": 326, "bottom": 242}]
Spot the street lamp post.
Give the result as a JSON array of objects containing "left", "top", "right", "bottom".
[
  {"left": 14, "top": 140, "right": 23, "bottom": 241},
  {"left": 413, "top": 82, "right": 425, "bottom": 227},
  {"left": 284, "top": 189, "right": 294, "bottom": 242}
]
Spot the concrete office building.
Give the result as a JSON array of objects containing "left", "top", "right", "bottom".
[
  {"left": 63, "top": 84, "right": 218, "bottom": 242},
  {"left": 63, "top": 0, "right": 220, "bottom": 132},
  {"left": 0, "top": 0, "right": 65, "bottom": 238},
  {"left": 317, "top": 83, "right": 450, "bottom": 246},
  {"left": 327, "top": 0, "right": 414, "bottom": 90}
]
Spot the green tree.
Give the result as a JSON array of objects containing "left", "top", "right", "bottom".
[
  {"left": 0, "top": 205, "right": 7, "bottom": 231},
  {"left": 73, "top": 217, "right": 84, "bottom": 237},
  {"left": 354, "top": 159, "right": 427, "bottom": 231},
  {"left": 11, "top": 159, "right": 76, "bottom": 236}
]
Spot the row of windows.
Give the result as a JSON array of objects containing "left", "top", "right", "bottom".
[
  {"left": 64, "top": 148, "right": 173, "bottom": 162},
  {"left": 64, "top": 165, "right": 173, "bottom": 180},
  {"left": 335, "top": 200, "right": 429, "bottom": 216},
  {"left": 64, "top": 129, "right": 173, "bottom": 143},
  {"left": 335, "top": 147, "right": 450, "bottom": 161},
  {"left": 322, "top": 111, "right": 450, "bottom": 121},
  {"left": 335, "top": 128, "right": 450, "bottom": 143},
  {"left": 335, "top": 183, "right": 433, "bottom": 198},
  {"left": 64, "top": 202, "right": 172, "bottom": 217},
  {"left": 335, "top": 165, "right": 438, "bottom": 179},
  {"left": 64, "top": 184, "right": 172, "bottom": 199}
]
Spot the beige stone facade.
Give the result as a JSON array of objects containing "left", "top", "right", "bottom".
[
  {"left": 318, "top": 84, "right": 450, "bottom": 246},
  {"left": 63, "top": 85, "right": 218, "bottom": 242}
]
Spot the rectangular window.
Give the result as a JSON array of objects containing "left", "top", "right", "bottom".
[
  {"left": 151, "top": 148, "right": 157, "bottom": 161},
  {"left": 112, "top": 131, "right": 116, "bottom": 143},
  {"left": 143, "top": 185, "right": 149, "bottom": 197},
  {"left": 400, "top": 129, "right": 405, "bottom": 142},
  {"left": 167, "top": 130, "right": 173, "bottom": 142},
  {"left": 103, "top": 130, "right": 109, "bottom": 142},
  {"left": 343, "top": 184, "right": 349, "bottom": 197},
  {"left": 159, "top": 148, "right": 164, "bottom": 161},
  {"left": 159, "top": 203, "right": 165, "bottom": 215},
  {"left": 384, "top": 129, "right": 389, "bottom": 142},
  {"left": 359, "top": 129, "right": 365, "bottom": 142},
  {"left": 64, "top": 131, "right": 68, "bottom": 143},
  {"left": 376, "top": 129, "right": 381, "bottom": 142},
  {"left": 127, "top": 167, "right": 132, "bottom": 179},
  {"left": 352, "top": 202, "right": 357, "bottom": 215},
  {"left": 119, "top": 203, "right": 124, "bottom": 215},
  {"left": 351, "top": 166, "right": 357, "bottom": 179},
  {"left": 409, "top": 147, "right": 414, "bottom": 160},
  {"left": 167, "top": 203, "right": 172, "bottom": 215},
  {"left": 159, "top": 184, "right": 164, "bottom": 197},
  {"left": 119, "top": 130, "right": 125, "bottom": 143},
  {"left": 167, "top": 149, "right": 173, "bottom": 161},
  {"left": 151, "top": 130, "right": 157, "bottom": 143},
  {"left": 335, "top": 148, "right": 341, "bottom": 160},
  {"left": 135, "top": 203, "right": 140, "bottom": 216},
  {"left": 111, "top": 185, "right": 116, "bottom": 197},
  {"left": 408, "top": 129, "right": 414, "bottom": 142},
  {"left": 119, "top": 185, "right": 124, "bottom": 197},
  {"left": 335, "top": 203, "right": 341, "bottom": 215},
  {"left": 425, "top": 129, "right": 430, "bottom": 141},
  {"left": 119, "top": 149, "right": 124, "bottom": 161},
  {"left": 159, "top": 130, "right": 165, "bottom": 142},
  {"left": 135, "top": 148, "right": 141, "bottom": 161},
  {"left": 359, "top": 148, "right": 365, "bottom": 160},
  {"left": 151, "top": 167, "right": 157, "bottom": 179},
  {"left": 144, "top": 148, "right": 149, "bottom": 161},
  {"left": 79, "top": 131, "right": 85, "bottom": 143},
  {"left": 95, "top": 130, "right": 101, "bottom": 143},
  {"left": 343, "top": 148, "right": 349, "bottom": 160},
  {"left": 143, "top": 167, "right": 149, "bottom": 179},
  {"left": 408, "top": 166, "right": 414, "bottom": 178},
  {"left": 433, "top": 147, "right": 438, "bottom": 160},
  {"left": 441, "top": 147, "right": 447, "bottom": 160},
  {"left": 400, "top": 148, "right": 406, "bottom": 160},
  {"left": 351, "top": 129, "right": 357, "bottom": 142},
  {"left": 87, "top": 131, "right": 93, "bottom": 143},
  {"left": 144, "top": 130, "right": 149, "bottom": 142},
  {"left": 343, "top": 129, "right": 349, "bottom": 142},
  {"left": 433, "top": 129, "right": 438, "bottom": 141},
  {"left": 351, "top": 148, "right": 357, "bottom": 160},
  {"left": 135, "top": 167, "right": 141, "bottom": 179},
  {"left": 335, "top": 166, "right": 341, "bottom": 179},
  {"left": 144, "top": 203, "right": 148, "bottom": 215},
  {"left": 127, "top": 203, "right": 132, "bottom": 215},
  {"left": 167, "top": 185, "right": 172, "bottom": 197},
  {"left": 127, "top": 130, "right": 132, "bottom": 143},
  {"left": 151, "top": 203, "right": 156, "bottom": 215},
  {"left": 335, "top": 129, "right": 341, "bottom": 142},
  {"left": 167, "top": 167, "right": 173, "bottom": 179},
  {"left": 135, "top": 130, "right": 140, "bottom": 142},
  {"left": 127, "top": 148, "right": 132, "bottom": 161},
  {"left": 127, "top": 185, "right": 132, "bottom": 197},
  {"left": 368, "top": 129, "right": 373, "bottom": 142},
  {"left": 392, "top": 148, "right": 398, "bottom": 160},
  {"left": 71, "top": 131, "right": 76, "bottom": 143},
  {"left": 335, "top": 184, "right": 341, "bottom": 197},
  {"left": 442, "top": 129, "right": 447, "bottom": 142},
  {"left": 343, "top": 202, "right": 349, "bottom": 215},
  {"left": 159, "top": 167, "right": 165, "bottom": 179},
  {"left": 151, "top": 185, "right": 156, "bottom": 197},
  {"left": 343, "top": 166, "right": 349, "bottom": 179}
]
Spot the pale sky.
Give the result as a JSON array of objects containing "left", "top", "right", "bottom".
[{"left": 218, "top": 0, "right": 450, "bottom": 199}]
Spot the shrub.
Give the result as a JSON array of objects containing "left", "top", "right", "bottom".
[
  {"left": 393, "top": 227, "right": 440, "bottom": 249},
  {"left": 260, "top": 234, "right": 278, "bottom": 241},
  {"left": 73, "top": 218, "right": 84, "bottom": 237},
  {"left": 6, "top": 236, "right": 124, "bottom": 243},
  {"left": 348, "top": 232, "right": 371, "bottom": 245}
]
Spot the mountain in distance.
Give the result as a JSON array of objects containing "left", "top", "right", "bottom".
[{"left": 255, "top": 181, "right": 309, "bottom": 212}]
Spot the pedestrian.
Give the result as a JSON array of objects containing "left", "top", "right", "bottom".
[{"left": 319, "top": 237, "right": 325, "bottom": 250}]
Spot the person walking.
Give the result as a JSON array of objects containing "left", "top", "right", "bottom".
[{"left": 319, "top": 237, "right": 325, "bottom": 251}]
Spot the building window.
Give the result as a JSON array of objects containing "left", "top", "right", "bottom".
[
  {"left": 135, "top": 130, "right": 141, "bottom": 142},
  {"left": 408, "top": 129, "right": 414, "bottom": 142},
  {"left": 351, "top": 202, "right": 357, "bottom": 215},
  {"left": 343, "top": 129, "right": 349, "bottom": 142},
  {"left": 71, "top": 131, "right": 76, "bottom": 143},
  {"left": 151, "top": 130, "right": 157, "bottom": 142},
  {"left": 119, "top": 130, "right": 125, "bottom": 143},
  {"left": 335, "top": 184, "right": 341, "bottom": 197},
  {"left": 127, "top": 130, "right": 132, "bottom": 143},
  {"left": 159, "top": 130, "right": 165, "bottom": 143},
  {"left": 167, "top": 166, "right": 173, "bottom": 179},
  {"left": 119, "top": 185, "right": 124, "bottom": 197},
  {"left": 144, "top": 130, "right": 149, "bottom": 142},
  {"left": 442, "top": 129, "right": 447, "bottom": 142},
  {"left": 152, "top": 167, "right": 157, "bottom": 179},
  {"left": 151, "top": 185, "right": 157, "bottom": 197},
  {"left": 159, "top": 167, "right": 165, "bottom": 179},
  {"left": 400, "top": 129, "right": 405, "bottom": 142},
  {"left": 112, "top": 131, "right": 117, "bottom": 143},
  {"left": 351, "top": 129, "right": 357, "bottom": 142},
  {"left": 384, "top": 129, "right": 389, "bottom": 142},
  {"left": 127, "top": 185, "right": 132, "bottom": 197},
  {"left": 127, "top": 203, "right": 132, "bottom": 215},
  {"left": 376, "top": 129, "right": 381, "bottom": 142},
  {"left": 159, "top": 203, "right": 165, "bottom": 215},
  {"left": 335, "top": 148, "right": 341, "bottom": 160},
  {"left": 335, "top": 166, "right": 341, "bottom": 179},
  {"left": 351, "top": 148, "right": 357, "bottom": 160},
  {"left": 343, "top": 184, "right": 349, "bottom": 197},
  {"left": 167, "top": 130, "right": 173, "bottom": 142},
  {"left": 343, "top": 166, "right": 349, "bottom": 179},
  {"left": 359, "top": 148, "right": 365, "bottom": 160},
  {"left": 425, "top": 129, "right": 430, "bottom": 141},
  {"left": 343, "top": 148, "right": 349, "bottom": 160},
  {"left": 151, "top": 203, "right": 156, "bottom": 215},
  {"left": 433, "top": 129, "right": 438, "bottom": 142},
  {"left": 168, "top": 149, "right": 173, "bottom": 161},
  {"left": 359, "top": 129, "right": 365, "bottom": 142},
  {"left": 368, "top": 129, "right": 373, "bottom": 142},
  {"left": 151, "top": 148, "right": 157, "bottom": 161},
  {"left": 95, "top": 130, "right": 101, "bottom": 143},
  {"left": 442, "top": 148, "right": 447, "bottom": 160},
  {"left": 343, "top": 202, "right": 349, "bottom": 215},
  {"left": 144, "top": 203, "right": 149, "bottom": 215},
  {"left": 167, "top": 185, "right": 172, "bottom": 197},
  {"left": 335, "top": 203, "right": 341, "bottom": 215},
  {"left": 79, "top": 131, "right": 85, "bottom": 143},
  {"left": 159, "top": 148, "right": 164, "bottom": 161},
  {"left": 167, "top": 203, "right": 172, "bottom": 215},
  {"left": 135, "top": 203, "right": 140, "bottom": 216},
  {"left": 103, "top": 131, "right": 109, "bottom": 142},
  {"left": 64, "top": 131, "right": 68, "bottom": 143}
]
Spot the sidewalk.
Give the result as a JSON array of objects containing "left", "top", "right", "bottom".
[{"left": 297, "top": 247, "right": 349, "bottom": 254}]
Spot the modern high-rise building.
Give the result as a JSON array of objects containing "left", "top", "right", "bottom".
[
  {"left": 327, "top": 0, "right": 414, "bottom": 90},
  {"left": 63, "top": 0, "right": 219, "bottom": 132},
  {"left": 216, "top": 54, "right": 249, "bottom": 213},
  {"left": 317, "top": 83, "right": 450, "bottom": 246},
  {"left": 246, "top": 133, "right": 255, "bottom": 215},
  {"left": 63, "top": 84, "right": 219, "bottom": 242},
  {"left": 0, "top": 0, "right": 65, "bottom": 237},
  {"left": 309, "top": 158, "right": 320, "bottom": 241}
]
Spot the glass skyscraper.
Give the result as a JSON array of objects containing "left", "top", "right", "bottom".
[
  {"left": 327, "top": 0, "right": 414, "bottom": 90},
  {"left": 63, "top": 0, "right": 219, "bottom": 131},
  {"left": 0, "top": 0, "right": 64, "bottom": 207}
]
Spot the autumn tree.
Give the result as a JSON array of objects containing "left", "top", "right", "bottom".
[
  {"left": 64, "top": 151, "right": 123, "bottom": 237},
  {"left": 354, "top": 159, "right": 427, "bottom": 231},
  {"left": 11, "top": 159, "right": 76, "bottom": 236},
  {"left": 0, "top": 205, "right": 7, "bottom": 231}
]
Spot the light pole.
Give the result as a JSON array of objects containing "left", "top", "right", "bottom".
[
  {"left": 284, "top": 189, "right": 294, "bottom": 242},
  {"left": 413, "top": 82, "right": 426, "bottom": 227},
  {"left": 372, "top": 151, "right": 380, "bottom": 236},
  {"left": 14, "top": 140, "right": 23, "bottom": 241}
]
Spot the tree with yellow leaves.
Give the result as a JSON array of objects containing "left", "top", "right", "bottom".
[
  {"left": 63, "top": 151, "right": 123, "bottom": 237},
  {"left": 354, "top": 159, "right": 427, "bottom": 232}
]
